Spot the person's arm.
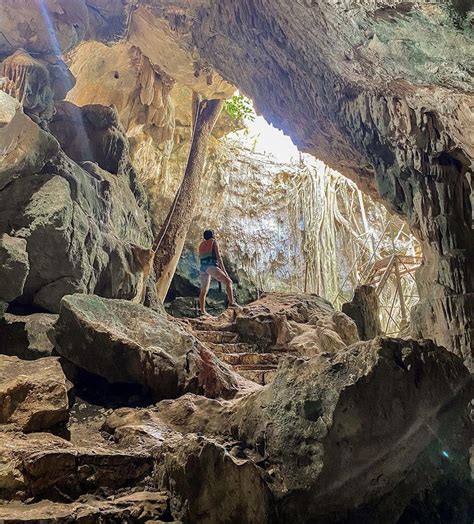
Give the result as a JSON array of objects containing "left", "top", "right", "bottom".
[{"left": 214, "top": 241, "right": 230, "bottom": 277}]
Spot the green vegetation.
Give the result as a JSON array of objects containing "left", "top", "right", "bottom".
[{"left": 223, "top": 94, "right": 255, "bottom": 122}]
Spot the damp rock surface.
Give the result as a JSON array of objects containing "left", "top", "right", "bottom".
[{"left": 100, "top": 335, "right": 472, "bottom": 523}]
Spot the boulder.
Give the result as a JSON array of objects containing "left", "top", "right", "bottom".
[
  {"left": 342, "top": 284, "right": 383, "bottom": 340},
  {"left": 234, "top": 293, "right": 358, "bottom": 354},
  {"left": 230, "top": 337, "right": 472, "bottom": 522},
  {"left": 53, "top": 294, "right": 240, "bottom": 400},
  {"left": 117, "top": 338, "right": 472, "bottom": 523},
  {"left": 0, "top": 234, "right": 29, "bottom": 304},
  {"left": 0, "top": 313, "right": 57, "bottom": 360},
  {"left": 155, "top": 435, "right": 274, "bottom": 524},
  {"left": 0, "top": 431, "right": 152, "bottom": 500},
  {"left": 0, "top": 356, "right": 69, "bottom": 432},
  {"left": 103, "top": 409, "right": 274, "bottom": 524},
  {"left": 0, "top": 149, "right": 153, "bottom": 312}
]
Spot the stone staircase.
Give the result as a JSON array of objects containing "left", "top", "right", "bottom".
[{"left": 189, "top": 317, "right": 288, "bottom": 385}]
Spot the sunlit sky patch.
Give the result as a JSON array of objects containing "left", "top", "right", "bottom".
[{"left": 227, "top": 97, "right": 302, "bottom": 165}]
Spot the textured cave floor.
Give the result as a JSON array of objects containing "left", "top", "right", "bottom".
[{"left": 62, "top": 373, "right": 154, "bottom": 448}]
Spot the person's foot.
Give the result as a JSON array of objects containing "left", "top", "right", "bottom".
[
  {"left": 228, "top": 302, "right": 238, "bottom": 308},
  {"left": 199, "top": 311, "right": 211, "bottom": 318}
]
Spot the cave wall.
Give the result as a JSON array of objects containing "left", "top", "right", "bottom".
[
  {"left": 0, "top": 6, "right": 157, "bottom": 313},
  {"left": 65, "top": 40, "right": 298, "bottom": 300}
]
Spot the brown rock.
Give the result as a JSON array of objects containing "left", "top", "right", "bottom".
[
  {"left": 49, "top": 102, "right": 131, "bottom": 175},
  {"left": 234, "top": 293, "right": 358, "bottom": 354},
  {"left": 0, "top": 431, "right": 153, "bottom": 501},
  {"left": 155, "top": 435, "right": 274, "bottom": 524},
  {"left": 116, "top": 337, "right": 472, "bottom": 523},
  {"left": 0, "top": 356, "right": 69, "bottom": 432},
  {"left": 0, "top": 491, "right": 171, "bottom": 523}
]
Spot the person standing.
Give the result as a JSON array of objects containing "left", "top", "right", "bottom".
[{"left": 198, "top": 229, "right": 236, "bottom": 316}]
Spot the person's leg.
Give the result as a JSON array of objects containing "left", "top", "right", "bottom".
[
  {"left": 207, "top": 266, "right": 236, "bottom": 307},
  {"left": 199, "top": 272, "right": 211, "bottom": 315}
]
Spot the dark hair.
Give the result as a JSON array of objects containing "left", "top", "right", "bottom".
[{"left": 203, "top": 229, "right": 214, "bottom": 240}]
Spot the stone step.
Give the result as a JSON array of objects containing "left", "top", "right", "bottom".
[
  {"left": 234, "top": 364, "right": 279, "bottom": 371},
  {"left": 195, "top": 330, "right": 239, "bottom": 344},
  {"left": 219, "top": 352, "right": 281, "bottom": 366},
  {"left": 235, "top": 367, "right": 279, "bottom": 386},
  {"left": 207, "top": 342, "right": 256, "bottom": 354},
  {"left": 189, "top": 319, "right": 236, "bottom": 332}
]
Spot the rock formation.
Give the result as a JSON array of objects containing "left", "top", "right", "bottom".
[
  {"left": 0, "top": 356, "right": 69, "bottom": 432},
  {"left": 53, "top": 294, "right": 240, "bottom": 400},
  {"left": 0, "top": 1, "right": 472, "bottom": 522},
  {"left": 1, "top": 290, "right": 472, "bottom": 521},
  {"left": 0, "top": 88, "right": 155, "bottom": 312},
  {"left": 120, "top": 1, "right": 473, "bottom": 369},
  {"left": 103, "top": 334, "right": 472, "bottom": 523},
  {"left": 0, "top": 312, "right": 57, "bottom": 360},
  {"left": 342, "top": 285, "right": 383, "bottom": 340}
]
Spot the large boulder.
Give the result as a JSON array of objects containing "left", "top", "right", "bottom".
[
  {"left": 0, "top": 88, "right": 154, "bottom": 313},
  {"left": 230, "top": 337, "right": 472, "bottom": 522},
  {"left": 0, "top": 356, "right": 69, "bottom": 432},
  {"left": 234, "top": 293, "right": 359, "bottom": 354},
  {"left": 0, "top": 313, "right": 57, "bottom": 360},
  {"left": 154, "top": 435, "right": 275, "bottom": 523},
  {"left": 53, "top": 294, "right": 240, "bottom": 400},
  {"left": 103, "top": 408, "right": 274, "bottom": 524},
  {"left": 0, "top": 147, "right": 153, "bottom": 312},
  {"left": 117, "top": 337, "right": 472, "bottom": 523},
  {"left": 0, "top": 234, "right": 29, "bottom": 304}
]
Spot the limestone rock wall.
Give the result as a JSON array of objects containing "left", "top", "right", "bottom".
[{"left": 0, "top": 21, "right": 156, "bottom": 314}]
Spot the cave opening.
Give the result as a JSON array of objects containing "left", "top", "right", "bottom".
[
  {"left": 164, "top": 96, "right": 421, "bottom": 340},
  {"left": 0, "top": 2, "right": 472, "bottom": 523}
]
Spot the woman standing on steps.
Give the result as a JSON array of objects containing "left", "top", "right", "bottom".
[{"left": 198, "top": 229, "right": 236, "bottom": 316}]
